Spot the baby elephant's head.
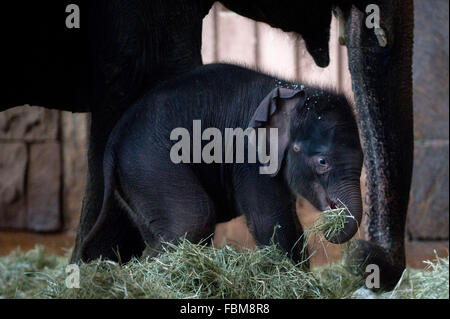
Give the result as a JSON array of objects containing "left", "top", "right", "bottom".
[{"left": 249, "top": 85, "right": 363, "bottom": 244}]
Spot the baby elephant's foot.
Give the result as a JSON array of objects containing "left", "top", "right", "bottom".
[{"left": 142, "top": 245, "right": 161, "bottom": 260}]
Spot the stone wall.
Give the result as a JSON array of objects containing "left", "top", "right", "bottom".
[
  {"left": 0, "top": 107, "right": 60, "bottom": 231},
  {"left": 407, "top": 0, "right": 449, "bottom": 243},
  {"left": 0, "top": 1, "right": 447, "bottom": 263},
  {"left": 0, "top": 108, "right": 87, "bottom": 233}
]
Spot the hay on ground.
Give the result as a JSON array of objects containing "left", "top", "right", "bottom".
[
  {"left": 0, "top": 241, "right": 447, "bottom": 299},
  {"left": 0, "top": 208, "right": 447, "bottom": 299}
]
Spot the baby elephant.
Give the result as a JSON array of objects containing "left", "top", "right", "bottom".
[{"left": 83, "top": 63, "right": 363, "bottom": 263}]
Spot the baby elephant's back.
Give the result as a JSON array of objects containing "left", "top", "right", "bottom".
[
  {"left": 109, "top": 63, "right": 280, "bottom": 172},
  {"left": 147, "top": 64, "right": 277, "bottom": 131}
]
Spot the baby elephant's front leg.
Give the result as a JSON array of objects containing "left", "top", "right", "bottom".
[
  {"left": 234, "top": 173, "right": 308, "bottom": 266},
  {"left": 246, "top": 206, "right": 307, "bottom": 267}
]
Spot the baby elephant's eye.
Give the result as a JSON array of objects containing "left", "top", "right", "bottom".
[
  {"left": 315, "top": 156, "right": 331, "bottom": 175},
  {"left": 318, "top": 157, "right": 327, "bottom": 166}
]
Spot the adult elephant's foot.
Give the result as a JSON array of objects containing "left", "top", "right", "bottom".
[{"left": 344, "top": 239, "right": 405, "bottom": 291}]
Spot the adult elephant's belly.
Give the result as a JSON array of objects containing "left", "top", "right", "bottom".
[
  {"left": 0, "top": 1, "right": 91, "bottom": 112},
  {"left": 0, "top": 0, "right": 211, "bottom": 113}
]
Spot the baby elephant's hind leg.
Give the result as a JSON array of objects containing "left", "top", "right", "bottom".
[
  {"left": 143, "top": 193, "right": 217, "bottom": 258},
  {"left": 123, "top": 165, "right": 217, "bottom": 259}
]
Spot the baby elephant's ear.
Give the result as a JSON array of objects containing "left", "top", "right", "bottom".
[{"left": 248, "top": 87, "right": 306, "bottom": 176}]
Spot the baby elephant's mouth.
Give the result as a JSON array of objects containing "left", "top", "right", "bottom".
[{"left": 326, "top": 197, "right": 337, "bottom": 210}]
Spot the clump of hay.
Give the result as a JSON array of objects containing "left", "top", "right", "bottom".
[
  {"left": 0, "top": 246, "right": 63, "bottom": 298},
  {"left": 350, "top": 255, "right": 449, "bottom": 299},
  {"left": 387, "top": 254, "right": 449, "bottom": 299},
  {"left": 306, "top": 207, "right": 349, "bottom": 240},
  {"left": 299, "top": 205, "right": 354, "bottom": 261},
  {"left": 0, "top": 240, "right": 362, "bottom": 299},
  {"left": 1, "top": 241, "right": 447, "bottom": 299}
]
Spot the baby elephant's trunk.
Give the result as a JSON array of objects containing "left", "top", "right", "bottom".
[{"left": 325, "top": 181, "right": 363, "bottom": 244}]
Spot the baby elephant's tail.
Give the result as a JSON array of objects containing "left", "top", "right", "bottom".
[{"left": 80, "top": 145, "right": 117, "bottom": 254}]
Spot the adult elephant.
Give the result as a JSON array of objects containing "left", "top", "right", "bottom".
[{"left": 0, "top": 0, "right": 413, "bottom": 289}]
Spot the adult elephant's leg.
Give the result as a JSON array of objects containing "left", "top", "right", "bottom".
[
  {"left": 70, "top": 0, "right": 208, "bottom": 262},
  {"left": 343, "top": 1, "right": 414, "bottom": 289},
  {"left": 70, "top": 111, "right": 145, "bottom": 263}
]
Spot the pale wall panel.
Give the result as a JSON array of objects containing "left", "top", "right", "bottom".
[
  {"left": 256, "top": 23, "right": 298, "bottom": 80},
  {"left": 216, "top": 5, "right": 257, "bottom": 67},
  {"left": 297, "top": 16, "right": 341, "bottom": 90},
  {"left": 201, "top": 4, "right": 217, "bottom": 64}
]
